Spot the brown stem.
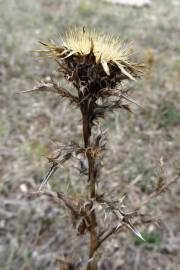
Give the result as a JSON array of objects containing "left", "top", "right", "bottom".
[
  {"left": 95, "top": 224, "right": 124, "bottom": 252},
  {"left": 82, "top": 111, "right": 90, "bottom": 148},
  {"left": 82, "top": 105, "right": 98, "bottom": 270},
  {"left": 88, "top": 155, "right": 96, "bottom": 198}
]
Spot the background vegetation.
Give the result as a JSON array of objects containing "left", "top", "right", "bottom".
[{"left": 0, "top": 0, "right": 179, "bottom": 269}]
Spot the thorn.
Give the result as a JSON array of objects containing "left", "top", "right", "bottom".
[
  {"left": 39, "top": 41, "right": 48, "bottom": 46},
  {"left": 126, "top": 222, "right": 145, "bottom": 241},
  {"left": 121, "top": 94, "right": 145, "bottom": 110},
  {"left": 38, "top": 164, "right": 58, "bottom": 191}
]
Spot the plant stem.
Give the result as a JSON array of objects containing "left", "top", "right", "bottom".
[{"left": 82, "top": 104, "right": 98, "bottom": 270}]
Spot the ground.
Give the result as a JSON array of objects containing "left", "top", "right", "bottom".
[{"left": 0, "top": 0, "right": 180, "bottom": 269}]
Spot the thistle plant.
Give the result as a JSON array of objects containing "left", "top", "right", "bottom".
[{"left": 27, "top": 28, "right": 178, "bottom": 270}]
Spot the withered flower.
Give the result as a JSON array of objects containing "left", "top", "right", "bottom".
[
  {"left": 39, "top": 28, "right": 143, "bottom": 94},
  {"left": 38, "top": 28, "right": 144, "bottom": 147},
  {"left": 34, "top": 27, "right": 145, "bottom": 270},
  {"left": 29, "top": 26, "right": 178, "bottom": 270}
]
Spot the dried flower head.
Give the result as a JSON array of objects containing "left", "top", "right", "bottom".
[{"left": 39, "top": 28, "right": 143, "bottom": 94}]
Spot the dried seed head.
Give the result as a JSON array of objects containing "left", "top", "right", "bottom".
[{"left": 39, "top": 28, "right": 144, "bottom": 94}]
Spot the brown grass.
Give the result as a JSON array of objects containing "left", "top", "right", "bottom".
[{"left": 0, "top": 0, "right": 179, "bottom": 269}]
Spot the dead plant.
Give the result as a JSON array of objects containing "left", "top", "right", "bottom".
[{"left": 26, "top": 27, "right": 179, "bottom": 270}]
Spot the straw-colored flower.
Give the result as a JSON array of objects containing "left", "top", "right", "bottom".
[{"left": 39, "top": 28, "right": 143, "bottom": 92}]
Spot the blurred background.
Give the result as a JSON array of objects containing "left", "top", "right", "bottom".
[{"left": 0, "top": 0, "right": 180, "bottom": 269}]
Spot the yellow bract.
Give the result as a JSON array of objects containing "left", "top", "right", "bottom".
[
  {"left": 62, "top": 28, "right": 131, "bottom": 64},
  {"left": 39, "top": 28, "right": 143, "bottom": 79}
]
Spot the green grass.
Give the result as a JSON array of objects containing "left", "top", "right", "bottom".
[
  {"left": 25, "top": 140, "right": 47, "bottom": 162},
  {"left": 0, "top": 120, "right": 6, "bottom": 139},
  {"left": 160, "top": 104, "right": 180, "bottom": 128},
  {"left": 135, "top": 232, "right": 161, "bottom": 246}
]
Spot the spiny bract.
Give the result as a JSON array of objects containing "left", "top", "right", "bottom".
[
  {"left": 39, "top": 28, "right": 143, "bottom": 92},
  {"left": 63, "top": 29, "right": 130, "bottom": 63}
]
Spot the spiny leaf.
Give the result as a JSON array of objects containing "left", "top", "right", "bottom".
[
  {"left": 126, "top": 222, "right": 145, "bottom": 241},
  {"left": 38, "top": 164, "right": 58, "bottom": 191},
  {"left": 39, "top": 41, "right": 65, "bottom": 55},
  {"left": 115, "top": 61, "right": 135, "bottom": 80},
  {"left": 120, "top": 93, "right": 145, "bottom": 110},
  {"left": 20, "top": 82, "right": 55, "bottom": 94},
  {"left": 91, "top": 99, "right": 130, "bottom": 124}
]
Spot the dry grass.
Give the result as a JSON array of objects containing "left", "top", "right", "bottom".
[{"left": 0, "top": 0, "right": 180, "bottom": 269}]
